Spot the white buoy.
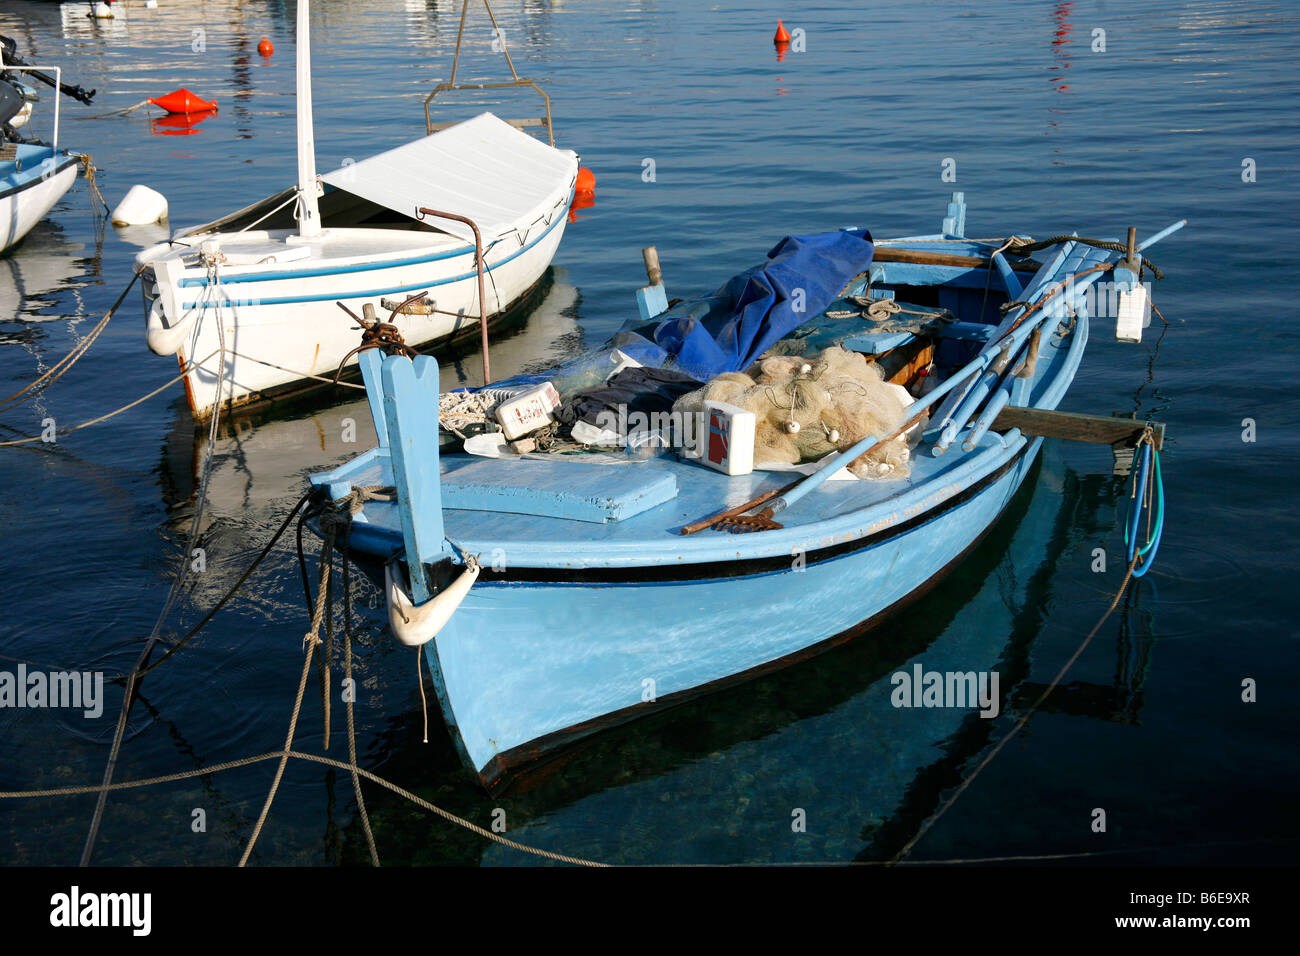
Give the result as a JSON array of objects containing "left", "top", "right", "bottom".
[
  {"left": 110, "top": 185, "right": 169, "bottom": 226},
  {"left": 93, "top": 2, "right": 117, "bottom": 18}
]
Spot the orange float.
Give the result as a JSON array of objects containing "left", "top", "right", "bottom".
[
  {"left": 147, "top": 88, "right": 218, "bottom": 114},
  {"left": 773, "top": 20, "right": 791, "bottom": 44},
  {"left": 257, "top": 36, "right": 274, "bottom": 57},
  {"left": 575, "top": 166, "right": 596, "bottom": 195}
]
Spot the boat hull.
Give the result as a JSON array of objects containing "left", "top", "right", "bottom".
[
  {"left": 431, "top": 435, "right": 1040, "bottom": 787},
  {"left": 143, "top": 209, "right": 570, "bottom": 420},
  {"left": 0, "top": 147, "right": 78, "bottom": 254}
]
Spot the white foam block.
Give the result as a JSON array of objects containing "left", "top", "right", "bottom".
[{"left": 1116, "top": 285, "right": 1150, "bottom": 344}]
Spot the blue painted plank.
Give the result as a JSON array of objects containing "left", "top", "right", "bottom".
[
  {"left": 440, "top": 457, "right": 678, "bottom": 523},
  {"left": 840, "top": 330, "right": 915, "bottom": 355},
  {"left": 359, "top": 349, "right": 389, "bottom": 448},
  {"left": 991, "top": 252, "right": 1024, "bottom": 299},
  {"left": 935, "top": 321, "right": 996, "bottom": 343},
  {"left": 942, "top": 191, "right": 966, "bottom": 238},
  {"left": 382, "top": 354, "right": 446, "bottom": 603}
]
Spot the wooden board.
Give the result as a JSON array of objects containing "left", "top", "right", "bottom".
[
  {"left": 992, "top": 406, "right": 1165, "bottom": 449},
  {"left": 871, "top": 247, "right": 1042, "bottom": 273}
]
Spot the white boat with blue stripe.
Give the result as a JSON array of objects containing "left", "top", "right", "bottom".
[{"left": 136, "top": 1, "right": 578, "bottom": 422}]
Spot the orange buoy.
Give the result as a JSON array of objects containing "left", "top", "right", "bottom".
[
  {"left": 148, "top": 88, "right": 218, "bottom": 114},
  {"left": 575, "top": 166, "right": 596, "bottom": 195},
  {"left": 257, "top": 36, "right": 274, "bottom": 57},
  {"left": 773, "top": 20, "right": 790, "bottom": 44}
]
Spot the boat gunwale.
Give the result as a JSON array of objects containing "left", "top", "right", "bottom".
[{"left": 0, "top": 149, "right": 78, "bottom": 202}]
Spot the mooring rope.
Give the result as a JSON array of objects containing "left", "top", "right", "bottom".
[
  {"left": 1008, "top": 234, "right": 1164, "bottom": 281},
  {"left": 337, "top": 515, "right": 381, "bottom": 865},
  {"left": 0, "top": 348, "right": 218, "bottom": 447},
  {"left": 81, "top": 264, "right": 228, "bottom": 865},
  {"left": 78, "top": 153, "right": 109, "bottom": 213},
  {"left": 0, "top": 266, "right": 143, "bottom": 415},
  {"left": 229, "top": 351, "right": 367, "bottom": 390},
  {"left": 238, "top": 617, "right": 319, "bottom": 866}
]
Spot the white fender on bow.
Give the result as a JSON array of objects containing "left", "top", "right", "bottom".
[
  {"left": 146, "top": 297, "right": 200, "bottom": 356},
  {"left": 386, "top": 554, "right": 481, "bottom": 647}
]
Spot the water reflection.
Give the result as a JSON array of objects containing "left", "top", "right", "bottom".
[{"left": 0, "top": 221, "right": 90, "bottom": 342}]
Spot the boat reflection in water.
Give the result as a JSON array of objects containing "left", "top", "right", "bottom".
[{"left": 0, "top": 219, "right": 89, "bottom": 341}]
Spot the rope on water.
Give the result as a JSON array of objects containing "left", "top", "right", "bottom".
[
  {"left": 81, "top": 261, "right": 228, "bottom": 865},
  {"left": 0, "top": 266, "right": 143, "bottom": 415},
  {"left": 239, "top": 610, "right": 321, "bottom": 866},
  {"left": 0, "top": 745, "right": 605, "bottom": 866},
  {"left": 338, "top": 514, "right": 380, "bottom": 865},
  {"left": 2, "top": 485, "right": 599, "bottom": 867},
  {"left": 79, "top": 98, "right": 151, "bottom": 120},
  {"left": 0, "top": 348, "right": 217, "bottom": 447},
  {"left": 78, "top": 153, "right": 109, "bottom": 213},
  {"left": 229, "top": 351, "right": 367, "bottom": 390},
  {"left": 890, "top": 429, "right": 1161, "bottom": 864}
]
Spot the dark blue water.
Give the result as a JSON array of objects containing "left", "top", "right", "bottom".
[{"left": 0, "top": 0, "right": 1296, "bottom": 866}]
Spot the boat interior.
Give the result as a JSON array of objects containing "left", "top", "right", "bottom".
[
  {"left": 181, "top": 184, "right": 455, "bottom": 238},
  {"left": 313, "top": 236, "right": 1108, "bottom": 569}
]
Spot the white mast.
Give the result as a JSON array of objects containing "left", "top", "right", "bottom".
[{"left": 295, "top": 0, "right": 322, "bottom": 238}]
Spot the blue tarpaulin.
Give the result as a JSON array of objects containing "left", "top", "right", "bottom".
[{"left": 636, "top": 228, "right": 875, "bottom": 381}]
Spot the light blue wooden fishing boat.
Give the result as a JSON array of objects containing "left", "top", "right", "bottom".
[{"left": 309, "top": 194, "right": 1176, "bottom": 789}]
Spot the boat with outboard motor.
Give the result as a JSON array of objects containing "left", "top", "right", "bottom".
[{"left": 0, "top": 36, "right": 94, "bottom": 255}]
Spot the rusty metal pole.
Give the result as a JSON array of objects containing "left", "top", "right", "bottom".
[{"left": 416, "top": 206, "right": 492, "bottom": 385}]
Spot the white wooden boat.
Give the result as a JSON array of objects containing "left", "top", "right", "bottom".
[{"left": 135, "top": 1, "right": 578, "bottom": 422}]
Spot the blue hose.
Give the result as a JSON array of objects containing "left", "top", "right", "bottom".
[{"left": 1124, "top": 441, "right": 1164, "bottom": 577}]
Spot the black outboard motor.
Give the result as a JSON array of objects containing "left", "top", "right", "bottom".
[
  {"left": 0, "top": 34, "right": 96, "bottom": 105},
  {"left": 0, "top": 80, "right": 23, "bottom": 132}
]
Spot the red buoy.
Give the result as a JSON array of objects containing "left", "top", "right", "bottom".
[
  {"left": 257, "top": 36, "right": 274, "bottom": 57},
  {"left": 774, "top": 20, "right": 791, "bottom": 44},
  {"left": 575, "top": 166, "right": 596, "bottom": 195},
  {"left": 148, "top": 88, "right": 219, "bottom": 114}
]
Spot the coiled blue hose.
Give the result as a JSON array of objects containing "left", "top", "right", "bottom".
[{"left": 1124, "top": 441, "right": 1164, "bottom": 577}]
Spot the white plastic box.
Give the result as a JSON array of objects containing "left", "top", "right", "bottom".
[
  {"left": 700, "top": 400, "right": 755, "bottom": 476},
  {"left": 495, "top": 382, "right": 561, "bottom": 440}
]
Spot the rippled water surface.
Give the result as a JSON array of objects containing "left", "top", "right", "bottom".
[{"left": 0, "top": 0, "right": 1296, "bottom": 866}]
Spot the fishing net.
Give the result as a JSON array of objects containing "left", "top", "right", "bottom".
[{"left": 673, "top": 345, "right": 918, "bottom": 479}]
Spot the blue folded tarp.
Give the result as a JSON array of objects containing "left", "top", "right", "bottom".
[{"left": 637, "top": 228, "right": 875, "bottom": 381}]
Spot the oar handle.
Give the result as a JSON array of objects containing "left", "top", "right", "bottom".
[
  {"left": 772, "top": 407, "right": 930, "bottom": 513},
  {"left": 1137, "top": 220, "right": 1186, "bottom": 252}
]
